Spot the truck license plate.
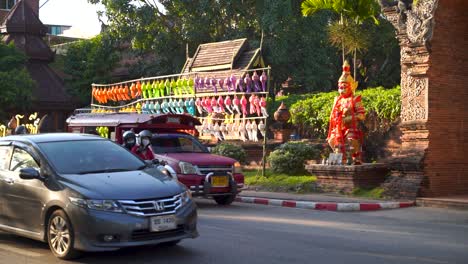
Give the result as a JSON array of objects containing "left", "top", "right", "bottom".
[
  {"left": 150, "top": 215, "right": 176, "bottom": 232},
  {"left": 211, "top": 176, "right": 229, "bottom": 187}
]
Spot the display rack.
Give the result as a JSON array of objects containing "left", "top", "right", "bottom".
[{"left": 91, "top": 67, "right": 271, "bottom": 141}]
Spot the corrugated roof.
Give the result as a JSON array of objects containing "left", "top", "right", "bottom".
[
  {"left": 180, "top": 37, "right": 263, "bottom": 80},
  {"left": 188, "top": 38, "right": 247, "bottom": 71},
  {"left": 181, "top": 57, "right": 193, "bottom": 74}
]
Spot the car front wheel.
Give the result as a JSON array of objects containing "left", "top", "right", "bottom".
[
  {"left": 213, "top": 195, "right": 236, "bottom": 205},
  {"left": 47, "top": 210, "right": 82, "bottom": 260}
]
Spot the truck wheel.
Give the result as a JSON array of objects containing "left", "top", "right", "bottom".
[{"left": 213, "top": 195, "right": 235, "bottom": 205}]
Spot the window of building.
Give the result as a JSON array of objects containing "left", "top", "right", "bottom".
[{"left": 0, "top": 0, "right": 17, "bottom": 10}]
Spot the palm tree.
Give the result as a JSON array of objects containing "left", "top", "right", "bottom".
[{"left": 301, "top": 0, "right": 380, "bottom": 79}]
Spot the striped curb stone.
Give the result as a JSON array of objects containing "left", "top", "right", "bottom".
[{"left": 234, "top": 196, "right": 415, "bottom": 212}]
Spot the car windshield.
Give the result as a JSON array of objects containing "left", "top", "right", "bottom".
[
  {"left": 151, "top": 135, "right": 208, "bottom": 154},
  {"left": 38, "top": 140, "right": 146, "bottom": 174}
]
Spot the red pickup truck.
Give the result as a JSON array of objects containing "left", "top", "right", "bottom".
[
  {"left": 67, "top": 112, "right": 244, "bottom": 205},
  {"left": 151, "top": 133, "right": 243, "bottom": 205}
]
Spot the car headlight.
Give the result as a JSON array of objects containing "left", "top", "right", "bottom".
[
  {"left": 69, "top": 197, "right": 123, "bottom": 213},
  {"left": 179, "top": 161, "right": 200, "bottom": 175},
  {"left": 180, "top": 189, "right": 192, "bottom": 206},
  {"left": 234, "top": 161, "right": 243, "bottom": 174}
]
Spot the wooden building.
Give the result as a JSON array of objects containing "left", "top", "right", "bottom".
[{"left": 0, "top": 0, "right": 75, "bottom": 131}]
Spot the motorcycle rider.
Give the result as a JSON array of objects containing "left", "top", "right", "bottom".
[
  {"left": 14, "top": 125, "right": 28, "bottom": 135},
  {"left": 131, "top": 130, "right": 155, "bottom": 160},
  {"left": 122, "top": 131, "right": 137, "bottom": 151}
]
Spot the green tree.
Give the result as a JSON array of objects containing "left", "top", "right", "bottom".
[
  {"left": 87, "top": 0, "right": 399, "bottom": 92},
  {"left": 63, "top": 34, "right": 119, "bottom": 104},
  {"left": 301, "top": 0, "right": 380, "bottom": 78},
  {"left": 0, "top": 43, "right": 34, "bottom": 121}
]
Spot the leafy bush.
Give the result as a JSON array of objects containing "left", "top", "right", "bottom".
[
  {"left": 267, "top": 94, "right": 310, "bottom": 117},
  {"left": 278, "top": 142, "right": 321, "bottom": 160},
  {"left": 268, "top": 142, "right": 320, "bottom": 175},
  {"left": 211, "top": 143, "right": 246, "bottom": 164},
  {"left": 289, "top": 86, "right": 401, "bottom": 139},
  {"left": 244, "top": 169, "right": 317, "bottom": 193}
]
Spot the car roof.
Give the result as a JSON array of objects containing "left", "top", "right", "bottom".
[{"left": 0, "top": 133, "right": 105, "bottom": 144}]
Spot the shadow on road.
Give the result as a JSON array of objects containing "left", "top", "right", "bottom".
[
  {"left": 77, "top": 244, "right": 199, "bottom": 263},
  {"left": 0, "top": 233, "right": 48, "bottom": 250}
]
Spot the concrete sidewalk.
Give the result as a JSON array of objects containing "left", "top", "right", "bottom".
[{"left": 236, "top": 190, "right": 415, "bottom": 212}]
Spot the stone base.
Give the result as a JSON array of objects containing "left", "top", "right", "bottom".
[
  {"left": 305, "top": 163, "right": 390, "bottom": 194},
  {"left": 271, "top": 129, "right": 292, "bottom": 143}
]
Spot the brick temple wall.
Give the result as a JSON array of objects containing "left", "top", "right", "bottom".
[{"left": 424, "top": 0, "right": 468, "bottom": 196}]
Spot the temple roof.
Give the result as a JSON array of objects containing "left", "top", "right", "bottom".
[
  {"left": 0, "top": 0, "right": 47, "bottom": 35},
  {"left": 181, "top": 38, "right": 264, "bottom": 78},
  {"left": 0, "top": 0, "right": 53, "bottom": 61},
  {"left": 26, "top": 62, "right": 71, "bottom": 105},
  {"left": 0, "top": 0, "right": 73, "bottom": 108}
]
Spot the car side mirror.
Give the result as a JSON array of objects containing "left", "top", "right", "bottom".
[{"left": 19, "top": 168, "right": 42, "bottom": 181}]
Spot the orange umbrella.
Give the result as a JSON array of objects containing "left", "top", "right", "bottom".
[
  {"left": 136, "top": 81, "right": 142, "bottom": 97},
  {"left": 124, "top": 85, "right": 131, "bottom": 100},
  {"left": 130, "top": 83, "right": 136, "bottom": 98}
]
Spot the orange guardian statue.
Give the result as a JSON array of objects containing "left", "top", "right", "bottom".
[{"left": 327, "top": 61, "right": 366, "bottom": 165}]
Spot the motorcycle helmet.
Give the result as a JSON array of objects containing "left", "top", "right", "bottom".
[
  {"left": 15, "top": 125, "right": 27, "bottom": 135},
  {"left": 122, "top": 131, "right": 136, "bottom": 150}
]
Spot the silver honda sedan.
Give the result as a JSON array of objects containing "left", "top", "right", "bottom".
[{"left": 0, "top": 133, "right": 198, "bottom": 259}]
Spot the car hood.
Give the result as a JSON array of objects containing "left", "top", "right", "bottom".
[
  {"left": 58, "top": 168, "right": 185, "bottom": 200},
  {"left": 157, "top": 153, "right": 236, "bottom": 166}
]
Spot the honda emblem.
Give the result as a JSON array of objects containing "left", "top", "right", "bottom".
[{"left": 153, "top": 201, "right": 165, "bottom": 211}]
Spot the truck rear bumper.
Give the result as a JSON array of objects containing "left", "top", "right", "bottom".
[{"left": 189, "top": 183, "right": 244, "bottom": 197}]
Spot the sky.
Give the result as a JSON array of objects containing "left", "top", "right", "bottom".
[{"left": 39, "top": 0, "right": 104, "bottom": 38}]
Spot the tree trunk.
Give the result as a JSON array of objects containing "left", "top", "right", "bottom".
[{"left": 353, "top": 48, "right": 357, "bottom": 80}]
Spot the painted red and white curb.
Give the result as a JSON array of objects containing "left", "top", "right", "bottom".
[{"left": 235, "top": 196, "right": 415, "bottom": 211}]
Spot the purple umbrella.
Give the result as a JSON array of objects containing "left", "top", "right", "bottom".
[
  {"left": 218, "top": 78, "right": 225, "bottom": 91},
  {"left": 205, "top": 77, "right": 211, "bottom": 89},
  {"left": 230, "top": 74, "right": 237, "bottom": 92},
  {"left": 199, "top": 77, "right": 205, "bottom": 91},
  {"left": 236, "top": 77, "right": 245, "bottom": 92},
  {"left": 260, "top": 71, "right": 267, "bottom": 92},
  {"left": 244, "top": 73, "right": 252, "bottom": 93},
  {"left": 194, "top": 76, "right": 200, "bottom": 91},
  {"left": 211, "top": 78, "right": 217, "bottom": 93},
  {"left": 252, "top": 71, "right": 261, "bottom": 92},
  {"left": 225, "top": 77, "right": 231, "bottom": 92}
]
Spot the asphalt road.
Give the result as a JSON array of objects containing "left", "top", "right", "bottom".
[{"left": 1, "top": 199, "right": 468, "bottom": 264}]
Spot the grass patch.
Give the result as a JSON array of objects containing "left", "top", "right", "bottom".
[
  {"left": 351, "top": 187, "right": 385, "bottom": 199},
  {"left": 243, "top": 169, "right": 317, "bottom": 193}
]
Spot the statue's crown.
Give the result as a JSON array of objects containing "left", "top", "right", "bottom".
[{"left": 338, "top": 61, "right": 358, "bottom": 92}]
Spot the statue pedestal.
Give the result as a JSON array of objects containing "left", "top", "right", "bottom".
[
  {"left": 306, "top": 163, "right": 389, "bottom": 194},
  {"left": 271, "top": 128, "right": 292, "bottom": 143}
]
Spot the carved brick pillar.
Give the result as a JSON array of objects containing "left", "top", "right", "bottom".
[{"left": 379, "top": 0, "right": 438, "bottom": 199}]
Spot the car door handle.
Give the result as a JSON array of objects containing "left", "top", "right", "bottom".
[{"left": 3, "top": 178, "right": 14, "bottom": 184}]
